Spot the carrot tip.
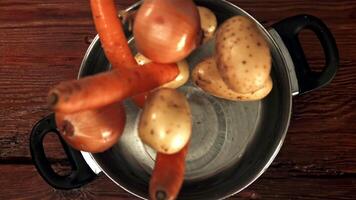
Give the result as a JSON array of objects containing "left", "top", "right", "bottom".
[
  {"left": 156, "top": 190, "right": 167, "bottom": 200},
  {"left": 60, "top": 120, "right": 75, "bottom": 137},
  {"left": 48, "top": 92, "right": 59, "bottom": 108}
]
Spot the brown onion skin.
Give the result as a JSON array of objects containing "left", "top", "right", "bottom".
[
  {"left": 55, "top": 102, "right": 126, "bottom": 153},
  {"left": 133, "top": 0, "right": 201, "bottom": 63}
]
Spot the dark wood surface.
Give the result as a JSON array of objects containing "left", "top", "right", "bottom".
[{"left": 0, "top": 0, "right": 355, "bottom": 199}]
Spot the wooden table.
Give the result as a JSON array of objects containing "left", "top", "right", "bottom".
[{"left": 0, "top": 0, "right": 355, "bottom": 199}]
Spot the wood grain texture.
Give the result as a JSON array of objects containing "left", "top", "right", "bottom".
[
  {"left": 0, "top": 0, "right": 355, "bottom": 199},
  {"left": 1, "top": 164, "right": 355, "bottom": 200}
]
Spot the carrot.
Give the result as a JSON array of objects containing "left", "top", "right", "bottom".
[
  {"left": 90, "top": 0, "right": 137, "bottom": 70},
  {"left": 90, "top": 0, "right": 161, "bottom": 108},
  {"left": 135, "top": 82, "right": 189, "bottom": 199},
  {"left": 150, "top": 144, "right": 189, "bottom": 200},
  {"left": 48, "top": 62, "right": 179, "bottom": 114},
  {"left": 131, "top": 93, "right": 148, "bottom": 108}
]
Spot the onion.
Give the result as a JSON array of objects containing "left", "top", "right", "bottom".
[
  {"left": 55, "top": 102, "right": 126, "bottom": 153},
  {"left": 133, "top": 0, "right": 201, "bottom": 63}
]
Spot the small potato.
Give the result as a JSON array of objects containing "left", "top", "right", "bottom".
[
  {"left": 135, "top": 53, "right": 190, "bottom": 89},
  {"left": 216, "top": 16, "right": 271, "bottom": 94},
  {"left": 138, "top": 88, "right": 192, "bottom": 154},
  {"left": 197, "top": 6, "right": 217, "bottom": 43},
  {"left": 192, "top": 57, "right": 272, "bottom": 101},
  {"left": 161, "top": 60, "right": 190, "bottom": 89},
  {"left": 135, "top": 52, "right": 152, "bottom": 65}
]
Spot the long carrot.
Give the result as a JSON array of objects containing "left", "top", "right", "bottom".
[
  {"left": 90, "top": 0, "right": 137, "bottom": 69},
  {"left": 88, "top": 2, "right": 188, "bottom": 198},
  {"left": 48, "top": 62, "right": 179, "bottom": 114},
  {"left": 90, "top": 0, "right": 162, "bottom": 107},
  {"left": 131, "top": 93, "right": 148, "bottom": 108},
  {"left": 150, "top": 144, "right": 189, "bottom": 200}
]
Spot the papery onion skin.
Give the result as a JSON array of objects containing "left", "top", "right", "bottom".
[
  {"left": 133, "top": 0, "right": 201, "bottom": 63},
  {"left": 55, "top": 102, "right": 126, "bottom": 153}
]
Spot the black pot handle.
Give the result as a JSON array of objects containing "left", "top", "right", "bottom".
[
  {"left": 30, "top": 114, "right": 97, "bottom": 189},
  {"left": 272, "top": 14, "right": 339, "bottom": 94}
]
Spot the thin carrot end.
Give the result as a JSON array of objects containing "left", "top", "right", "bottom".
[
  {"left": 156, "top": 190, "right": 167, "bottom": 200},
  {"left": 60, "top": 120, "right": 75, "bottom": 137}
]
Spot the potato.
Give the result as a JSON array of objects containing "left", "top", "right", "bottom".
[
  {"left": 215, "top": 16, "right": 271, "bottom": 94},
  {"left": 138, "top": 88, "right": 192, "bottom": 154},
  {"left": 161, "top": 60, "right": 190, "bottom": 89},
  {"left": 192, "top": 57, "right": 272, "bottom": 101},
  {"left": 135, "top": 52, "right": 152, "bottom": 65},
  {"left": 134, "top": 53, "right": 190, "bottom": 89},
  {"left": 197, "top": 6, "right": 217, "bottom": 43}
]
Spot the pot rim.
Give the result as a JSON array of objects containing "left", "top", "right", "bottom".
[{"left": 78, "top": 0, "right": 293, "bottom": 199}]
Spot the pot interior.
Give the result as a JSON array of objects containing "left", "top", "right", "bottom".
[{"left": 79, "top": 0, "right": 292, "bottom": 199}]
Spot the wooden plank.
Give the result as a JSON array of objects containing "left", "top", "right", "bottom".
[
  {"left": 0, "top": 164, "right": 139, "bottom": 200},
  {"left": 0, "top": 0, "right": 355, "bottom": 160},
  {"left": 0, "top": 0, "right": 355, "bottom": 199},
  {"left": 0, "top": 164, "right": 355, "bottom": 200}
]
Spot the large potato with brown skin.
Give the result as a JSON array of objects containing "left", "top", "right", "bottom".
[
  {"left": 193, "top": 57, "right": 272, "bottom": 101},
  {"left": 216, "top": 16, "right": 271, "bottom": 94},
  {"left": 138, "top": 88, "right": 192, "bottom": 154}
]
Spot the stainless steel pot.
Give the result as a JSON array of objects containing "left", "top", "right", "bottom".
[{"left": 30, "top": 0, "right": 339, "bottom": 199}]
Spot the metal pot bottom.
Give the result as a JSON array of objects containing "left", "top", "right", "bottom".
[{"left": 114, "top": 84, "right": 261, "bottom": 182}]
